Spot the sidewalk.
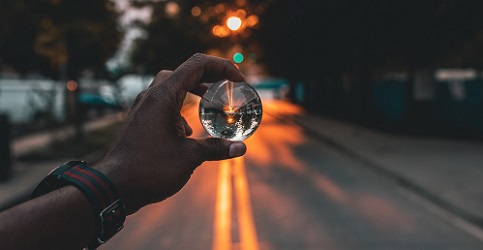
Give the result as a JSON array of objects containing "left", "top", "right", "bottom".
[
  {"left": 0, "top": 113, "right": 124, "bottom": 211},
  {"left": 291, "top": 106, "right": 483, "bottom": 226}
]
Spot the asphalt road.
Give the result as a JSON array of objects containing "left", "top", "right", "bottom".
[{"left": 102, "top": 97, "right": 483, "bottom": 250}]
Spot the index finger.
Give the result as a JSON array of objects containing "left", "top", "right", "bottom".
[{"left": 168, "top": 53, "right": 245, "bottom": 92}]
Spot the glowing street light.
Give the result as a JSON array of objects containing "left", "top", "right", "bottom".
[
  {"left": 227, "top": 16, "right": 242, "bottom": 31},
  {"left": 207, "top": 6, "right": 261, "bottom": 38}
]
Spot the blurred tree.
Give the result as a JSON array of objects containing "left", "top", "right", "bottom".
[
  {"left": 1, "top": 0, "right": 123, "bottom": 139},
  {"left": 130, "top": 1, "right": 207, "bottom": 73},
  {"left": 34, "top": 0, "right": 122, "bottom": 80},
  {"left": 0, "top": 0, "right": 122, "bottom": 79},
  {"left": 129, "top": 0, "right": 271, "bottom": 74},
  {"left": 0, "top": 1, "right": 50, "bottom": 75}
]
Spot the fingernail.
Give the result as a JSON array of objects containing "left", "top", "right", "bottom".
[{"left": 229, "top": 142, "right": 246, "bottom": 157}]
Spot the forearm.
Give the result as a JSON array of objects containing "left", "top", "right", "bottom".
[{"left": 0, "top": 186, "right": 96, "bottom": 250}]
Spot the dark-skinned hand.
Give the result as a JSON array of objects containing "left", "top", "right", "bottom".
[{"left": 96, "top": 53, "right": 247, "bottom": 214}]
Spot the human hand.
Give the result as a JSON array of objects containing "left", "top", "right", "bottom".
[{"left": 96, "top": 53, "right": 247, "bottom": 214}]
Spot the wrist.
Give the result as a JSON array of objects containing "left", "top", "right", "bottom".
[
  {"left": 94, "top": 158, "right": 143, "bottom": 215},
  {"left": 31, "top": 161, "right": 126, "bottom": 249}
]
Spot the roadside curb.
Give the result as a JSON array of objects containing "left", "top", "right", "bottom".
[
  {"left": 12, "top": 112, "right": 124, "bottom": 158},
  {"left": 0, "top": 113, "right": 123, "bottom": 212},
  {"left": 0, "top": 147, "right": 108, "bottom": 212}
]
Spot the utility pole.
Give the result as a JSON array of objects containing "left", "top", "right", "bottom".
[{"left": 0, "top": 114, "right": 12, "bottom": 181}]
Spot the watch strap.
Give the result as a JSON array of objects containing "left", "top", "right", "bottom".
[
  {"left": 61, "top": 163, "right": 118, "bottom": 213},
  {"left": 31, "top": 161, "right": 125, "bottom": 249}
]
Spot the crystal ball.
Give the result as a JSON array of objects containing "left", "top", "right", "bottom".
[{"left": 199, "top": 80, "right": 262, "bottom": 141}]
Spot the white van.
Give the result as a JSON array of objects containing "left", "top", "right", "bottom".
[{"left": 0, "top": 79, "right": 66, "bottom": 126}]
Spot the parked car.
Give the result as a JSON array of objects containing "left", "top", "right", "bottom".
[{"left": 79, "top": 83, "right": 124, "bottom": 118}]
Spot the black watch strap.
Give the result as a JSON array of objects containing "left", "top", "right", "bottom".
[{"left": 31, "top": 161, "right": 126, "bottom": 249}]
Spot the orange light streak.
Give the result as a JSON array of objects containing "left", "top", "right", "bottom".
[
  {"left": 224, "top": 81, "right": 236, "bottom": 123},
  {"left": 245, "top": 111, "right": 304, "bottom": 170},
  {"left": 225, "top": 81, "right": 234, "bottom": 112},
  {"left": 311, "top": 174, "right": 348, "bottom": 204}
]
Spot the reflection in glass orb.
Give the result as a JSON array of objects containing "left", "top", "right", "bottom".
[{"left": 199, "top": 80, "right": 262, "bottom": 141}]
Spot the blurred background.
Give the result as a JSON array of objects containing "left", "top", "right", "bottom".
[{"left": 1, "top": 0, "right": 483, "bottom": 249}]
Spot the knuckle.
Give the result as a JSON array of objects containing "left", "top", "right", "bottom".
[
  {"left": 132, "top": 89, "right": 148, "bottom": 106},
  {"left": 186, "top": 53, "right": 208, "bottom": 71},
  {"left": 145, "top": 85, "right": 168, "bottom": 103},
  {"left": 191, "top": 53, "right": 206, "bottom": 66},
  {"left": 190, "top": 52, "right": 206, "bottom": 62},
  {"left": 138, "top": 88, "right": 149, "bottom": 97},
  {"left": 150, "top": 70, "right": 172, "bottom": 88},
  {"left": 156, "top": 70, "right": 172, "bottom": 79}
]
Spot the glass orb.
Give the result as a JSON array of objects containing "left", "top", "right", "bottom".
[{"left": 199, "top": 80, "right": 262, "bottom": 141}]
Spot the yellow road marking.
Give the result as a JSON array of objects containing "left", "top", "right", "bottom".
[
  {"left": 212, "top": 160, "right": 232, "bottom": 250},
  {"left": 233, "top": 156, "right": 259, "bottom": 250},
  {"left": 212, "top": 158, "right": 259, "bottom": 250}
]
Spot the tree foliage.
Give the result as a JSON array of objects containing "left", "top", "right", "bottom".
[
  {"left": 130, "top": 1, "right": 208, "bottom": 73},
  {"left": 0, "top": 0, "right": 123, "bottom": 79},
  {"left": 129, "top": 0, "right": 272, "bottom": 74}
]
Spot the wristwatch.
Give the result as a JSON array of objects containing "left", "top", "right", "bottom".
[{"left": 31, "top": 161, "right": 126, "bottom": 249}]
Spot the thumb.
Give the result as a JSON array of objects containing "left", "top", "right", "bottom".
[{"left": 195, "top": 138, "right": 246, "bottom": 161}]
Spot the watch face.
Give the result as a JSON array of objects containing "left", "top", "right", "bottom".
[{"left": 98, "top": 199, "right": 126, "bottom": 243}]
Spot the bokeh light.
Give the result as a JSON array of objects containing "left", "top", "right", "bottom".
[
  {"left": 191, "top": 6, "right": 201, "bottom": 17},
  {"left": 212, "top": 25, "right": 231, "bottom": 37},
  {"left": 227, "top": 16, "right": 242, "bottom": 31},
  {"left": 66, "top": 80, "right": 78, "bottom": 92},
  {"left": 165, "top": 2, "right": 180, "bottom": 17},
  {"left": 233, "top": 52, "right": 244, "bottom": 63},
  {"left": 246, "top": 15, "right": 259, "bottom": 27}
]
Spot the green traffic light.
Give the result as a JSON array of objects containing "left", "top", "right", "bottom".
[{"left": 233, "top": 52, "right": 244, "bottom": 63}]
